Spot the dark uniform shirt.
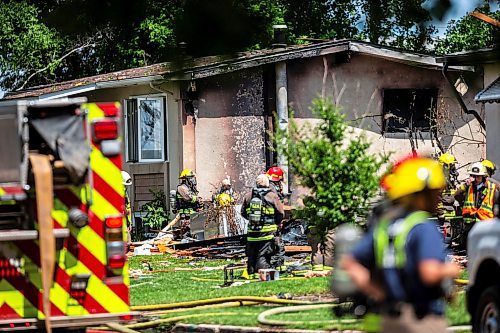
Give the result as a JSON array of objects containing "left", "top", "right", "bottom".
[{"left": 351, "top": 216, "right": 446, "bottom": 315}]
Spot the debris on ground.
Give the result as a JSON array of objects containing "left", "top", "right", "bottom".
[{"left": 450, "top": 255, "right": 467, "bottom": 268}]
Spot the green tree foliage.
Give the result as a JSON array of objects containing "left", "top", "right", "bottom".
[
  {"left": 281, "top": 0, "right": 360, "bottom": 40},
  {"left": 0, "top": 0, "right": 64, "bottom": 89},
  {"left": 360, "top": 0, "right": 436, "bottom": 52},
  {"left": 176, "top": 0, "right": 284, "bottom": 56},
  {"left": 0, "top": 0, "right": 464, "bottom": 91},
  {"left": 275, "top": 98, "right": 387, "bottom": 238},
  {"left": 435, "top": 3, "right": 500, "bottom": 55}
]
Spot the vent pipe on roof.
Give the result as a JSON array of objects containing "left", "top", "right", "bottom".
[
  {"left": 272, "top": 25, "right": 288, "bottom": 49},
  {"left": 275, "top": 61, "right": 289, "bottom": 194}
]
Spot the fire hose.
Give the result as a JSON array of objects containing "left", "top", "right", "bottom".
[
  {"left": 131, "top": 296, "right": 312, "bottom": 311},
  {"left": 29, "top": 154, "right": 55, "bottom": 333}
]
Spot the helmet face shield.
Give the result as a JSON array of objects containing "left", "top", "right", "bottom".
[{"left": 188, "top": 176, "right": 197, "bottom": 188}]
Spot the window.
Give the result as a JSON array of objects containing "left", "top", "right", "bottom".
[
  {"left": 382, "top": 89, "right": 438, "bottom": 134},
  {"left": 125, "top": 96, "right": 167, "bottom": 162}
]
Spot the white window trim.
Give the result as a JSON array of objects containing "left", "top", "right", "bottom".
[{"left": 137, "top": 96, "right": 167, "bottom": 163}]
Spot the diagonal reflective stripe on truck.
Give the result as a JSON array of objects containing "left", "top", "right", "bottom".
[
  {"left": 0, "top": 280, "right": 35, "bottom": 318},
  {"left": 10, "top": 244, "right": 88, "bottom": 316},
  {"left": 90, "top": 149, "right": 124, "bottom": 197},
  {"left": 0, "top": 101, "right": 132, "bottom": 327},
  {"left": 13, "top": 240, "right": 113, "bottom": 316}
]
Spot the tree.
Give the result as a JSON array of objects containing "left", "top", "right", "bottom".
[
  {"left": 275, "top": 98, "right": 387, "bottom": 239},
  {"left": 0, "top": 0, "right": 65, "bottom": 90},
  {"left": 176, "top": 0, "right": 284, "bottom": 56},
  {"left": 281, "top": 0, "right": 360, "bottom": 40},
  {"left": 435, "top": 2, "right": 500, "bottom": 55},
  {"left": 360, "top": 0, "right": 437, "bottom": 52}
]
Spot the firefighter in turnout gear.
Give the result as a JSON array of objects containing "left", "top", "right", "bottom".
[
  {"left": 482, "top": 159, "right": 500, "bottom": 187},
  {"left": 176, "top": 169, "right": 201, "bottom": 238},
  {"left": 266, "top": 166, "right": 285, "bottom": 201},
  {"left": 342, "top": 156, "right": 460, "bottom": 333},
  {"left": 241, "top": 174, "right": 284, "bottom": 279},
  {"left": 212, "top": 178, "right": 235, "bottom": 207},
  {"left": 437, "top": 153, "right": 459, "bottom": 219},
  {"left": 121, "top": 171, "right": 133, "bottom": 246},
  {"left": 266, "top": 166, "right": 287, "bottom": 272},
  {"left": 436, "top": 153, "right": 460, "bottom": 247}
]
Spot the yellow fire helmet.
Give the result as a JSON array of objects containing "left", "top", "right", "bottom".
[
  {"left": 179, "top": 168, "right": 195, "bottom": 179},
  {"left": 481, "top": 159, "right": 496, "bottom": 175},
  {"left": 217, "top": 193, "right": 233, "bottom": 206},
  {"left": 386, "top": 157, "right": 446, "bottom": 200},
  {"left": 438, "top": 153, "right": 458, "bottom": 166}
]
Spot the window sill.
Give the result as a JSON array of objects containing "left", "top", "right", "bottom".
[{"left": 383, "top": 132, "right": 432, "bottom": 140}]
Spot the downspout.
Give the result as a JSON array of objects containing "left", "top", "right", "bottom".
[
  {"left": 442, "top": 62, "right": 486, "bottom": 130},
  {"left": 275, "top": 62, "right": 289, "bottom": 194}
]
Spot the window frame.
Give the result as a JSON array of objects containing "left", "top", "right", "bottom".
[
  {"left": 381, "top": 88, "right": 438, "bottom": 135},
  {"left": 124, "top": 94, "right": 168, "bottom": 163}
]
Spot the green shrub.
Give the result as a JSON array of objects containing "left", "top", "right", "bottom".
[{"left": 275, "top": 98, "right": 387, "bottom": 239}]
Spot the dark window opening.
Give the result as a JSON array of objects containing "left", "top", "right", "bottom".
[{"left": 382, "top": 89, "right": 438, "bottom": 134}]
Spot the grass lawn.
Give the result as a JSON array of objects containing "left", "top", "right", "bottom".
[{"left": 128, "top": 254, "right": 471, "bottom": 331}]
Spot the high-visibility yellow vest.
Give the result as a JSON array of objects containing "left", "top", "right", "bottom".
[{"left": 374, "top": 211, "right": 430, "bottom": 269}]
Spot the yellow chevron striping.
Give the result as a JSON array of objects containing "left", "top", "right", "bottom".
[
  {"left": 89, "top": 147, "right": 124, "bottom": 197},
  {"left": 11, "top": 244, "right": 90, "bottom": 317},
  {"left": 90, "top": 190, "right": 120, "bottom": 222},
  {"left": 84, "top": 103, "right": 105, "bottom": 121},
  {"left": 86, "top": 275, "right": 129, "bottom": 313},
  {"left": 58, "top": 248, "right": 129, "bottom": 314},
  {"left": 0, "top": 280, "right": 27, "bottom": 318},
  {"left": 51, "top": 204, "right": 107, "bottom": 265}
]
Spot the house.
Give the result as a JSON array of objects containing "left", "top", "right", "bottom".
[
  {"left": 3, "top": 40, "right": 486, "bottom": 221},
  {"left": 437, "top": 47, "right": 500, "bottom": 181}
]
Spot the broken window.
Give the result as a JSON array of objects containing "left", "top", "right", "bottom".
[
  {"left": 382, "top": 89, "right": 438, "bottom": 134},
  {"left": 124, "top": 96, "right": 167, "bottom": 162}
]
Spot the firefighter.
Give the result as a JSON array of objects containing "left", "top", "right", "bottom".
[
  {"left": 437, "top": 153, "right": 459, "bottom": 218},
  {"left": 241, "top": 174, "right": 284, "bottom": 279},
  {"left": 212, "top": 179, "right": 235, "bottom": 237},
  {"left": 176, "top": 169, "right": 201, "bottom": 238},
  {"left": 266, "top": 166, "right": 287, "bottom": 272},
  {"left": 436, "top": 153, "right": 459, "bottom": 247},
  {"left": 121, "top": 171, "right": 133, "bottom": 247},
  {"left": 482, "top": 159, "right": 500, "bottom": 186},
  {"left": 454, "top": 162, "right": 499, "bottom": 244},
  {"left": 341, "top": 156, "right": 460, "bottom": 333},
  {"left": 212, "top": 178, "right": 235, "bottom": 206},
  {"left": 266, "top": 166, "right": 285, "bottom": 201}
]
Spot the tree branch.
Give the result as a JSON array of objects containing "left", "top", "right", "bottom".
[{"left": 16, "top": 41, "right": 95, "bottom": 91}]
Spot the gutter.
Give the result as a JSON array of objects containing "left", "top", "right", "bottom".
[{"left": 442, "top": 62, "right": 486, "bottom": 130}]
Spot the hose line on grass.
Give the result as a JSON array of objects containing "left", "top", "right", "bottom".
[
  {"left": 96, "top": 312, "right": 257, "bottom": 330},
  {"left": 143, "top": 301, "right": 260, "bottom": 316},
  {"left": 131, "top": 296, "right": 312, "bottom": 311},
  {"left": 454, "top": 279, "right": 468, "bottom": 286},
  {"left": 257, "top": 303, "right": 357, "bottom": 327}
]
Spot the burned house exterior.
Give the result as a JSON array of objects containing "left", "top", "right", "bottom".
[
  {"left": 2, "top": 40, "right": 486, "bottom": 220},
  {"left": 437, "top": 47, "right": 500, "bottom": 182}
]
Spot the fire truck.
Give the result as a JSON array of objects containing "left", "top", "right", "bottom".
[{"left": 0, "top": 98, "right": 135, "bottom": 331}]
